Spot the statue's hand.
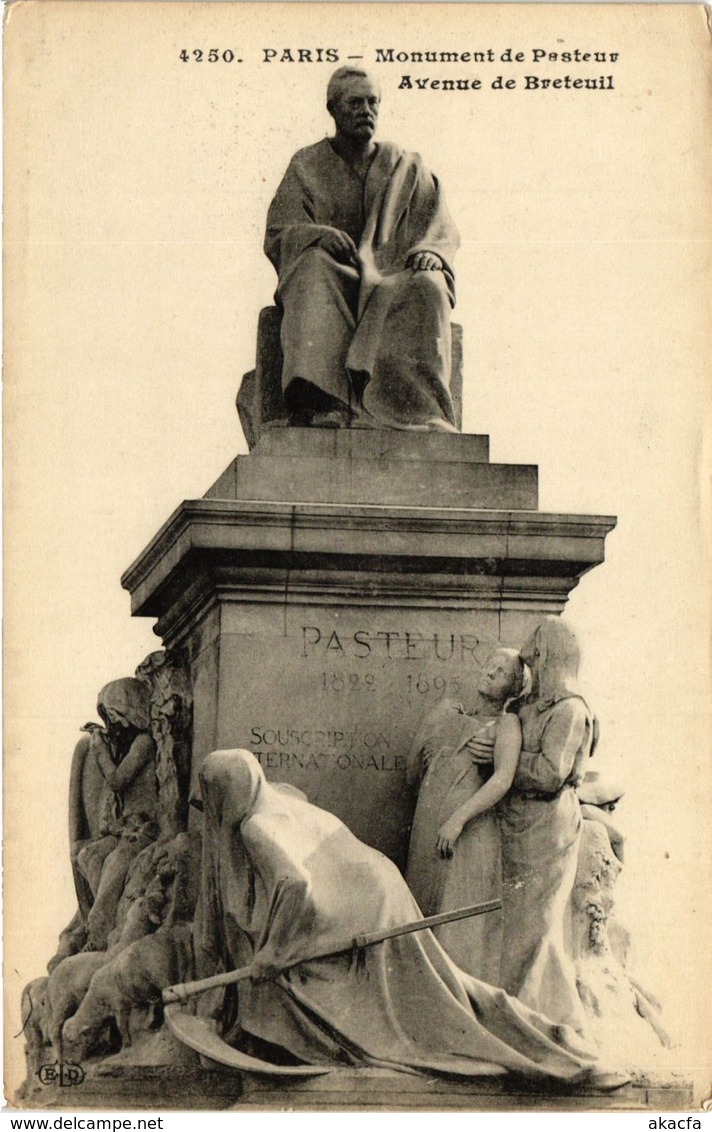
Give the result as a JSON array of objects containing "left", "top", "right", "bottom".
[
  {"left": 464, "top": 733, "right": 496, "bottom": 765},
  {"left": 437, "top": 818, "right": 464, "bottom": 859},
  {"left": 319, "top": 230, "right": 358, "bottom": 266},
  {"left": 420, "top": 740, "right": 437, "bottom": 770},
  {"left": 87, "top": 728, "right": 111, "bottom": 758},
  {"left": 408, "top": 252, "right": 443, "bottom": 272}
]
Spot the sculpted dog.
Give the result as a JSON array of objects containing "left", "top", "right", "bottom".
[
  {"left": 45, "top": 953, "right": 107, "bottom": 1059},
  {"left": 44, "top": 892, "right": 161, "bottom": 1059},
  {"left": 62, "top": 925, "right": 193, "bottom": 1059},
  {"left": 19, "top": 976, "right": 50, "bottom": 1087}
]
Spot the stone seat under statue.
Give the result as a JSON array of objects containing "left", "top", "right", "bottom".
[{"left": 236, "top": 306, "right": 464, "bottom": 450}]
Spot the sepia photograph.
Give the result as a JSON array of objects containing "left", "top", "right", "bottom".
[{"left": 4, "top": 1, "right": 711, "bottom": 1114}]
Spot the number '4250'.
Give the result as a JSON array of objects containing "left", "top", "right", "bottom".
[{"left": 180, "top": 49, "right": 239, "bottom": 62}]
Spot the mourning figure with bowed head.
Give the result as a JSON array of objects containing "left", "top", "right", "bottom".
[
  {"left": 264, "top": 66, "right": 460, "bottom": 430},
  {"left": 71, "top": 678, "right": 159, "bottom": 952}
]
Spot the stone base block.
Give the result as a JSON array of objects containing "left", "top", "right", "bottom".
[
  {"left": 205, "top": 427, "right": 532, "bottom": 509},
  {"left": 21, "top": 1067, "right": 694, "bottom": 1113},
  {"left": 221, "top": 454, "right": 536, "bottom": 508},
  {"left": 236, "top": 1068, "right": 695, "bottom": 1111},
  {"left": 253, "top": 427, "right": 489, "bottom": 463}
]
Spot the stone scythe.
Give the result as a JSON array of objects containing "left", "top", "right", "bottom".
[{"left": 163, "top": 898, "right": 501, "bottom": 1075}]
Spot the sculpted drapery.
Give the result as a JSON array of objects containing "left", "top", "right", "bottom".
[
  {"left": 195, "top": 748, "right": 602, "bottom": 1083},
  {"left": 499, "top": 619, "right": 598, "bottom": 1032},
  {"left": 265, "top": 139, "right": 460, "bottom": 430},
  {"left": 405, "top": 701, "right": 504, "bottom": 983},
  {"left": 69, "top": 678, "right": 158, "bottom": 950}
]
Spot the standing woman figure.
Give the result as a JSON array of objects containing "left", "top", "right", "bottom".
[
  {"left": 405, "top": 648, "right": 528, "bottom": 981},
  {"left": 498, "top": 617, "right": 597, "bottom": 1031}
]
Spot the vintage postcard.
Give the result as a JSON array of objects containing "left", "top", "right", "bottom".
[{"left": 4, "top": 1, "right": 711, "bottom": 1114}]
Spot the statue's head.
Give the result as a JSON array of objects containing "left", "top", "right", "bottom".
[
  {"left": 326, "top": 67, "right": 381, "bottom": 142},
  {"left": 477, "top": 647, "right": 528, "bottom": 707},
  {"left": 97, "top": 677, "right": 151, "bottom": 737},
  {"left": 520, "top": 617, "right": 581, "bottom": 704},
  {"left": 200, "top": 748, "right": 264, "bottom": 826}
]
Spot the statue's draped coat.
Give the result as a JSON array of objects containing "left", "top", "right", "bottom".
[{"left": 265, "top": 139, "right": 460, "bottom": 428}]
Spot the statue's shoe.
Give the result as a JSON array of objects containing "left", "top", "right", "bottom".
[
  {"left": 309, "top": 408, "right": 352, "bottom": 428},
  {"left": 349, "top": 410, "right": 458, "bottom": 433},
  {"left": 423, "top": 417, "right": 459, "bottom": 433},
  {"left": 385, "top": 417, "right": 458, "bottom": 433}
]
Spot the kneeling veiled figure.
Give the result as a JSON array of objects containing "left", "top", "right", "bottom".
[{"left": 194, "top": 749, "right": 623, "bottom": 1085}]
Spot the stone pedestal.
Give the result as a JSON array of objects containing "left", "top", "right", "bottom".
[
  {"left": 122, "top": 429, "right": 616, "bottom": 867},
  {"left": 30, "top": 1065, "right": 693, "bottom": 1113},
  {"left": 234, "top": 1068, "right": 693, "bottom": 1112}
]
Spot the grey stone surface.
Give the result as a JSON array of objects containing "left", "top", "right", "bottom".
[
  {"left": 122, "top": 500, "right": 616, "bottom": 628},
  {"left": 235, "top": 1069, "right": 694, "bottom": 1111},
  {"left": 228, "top": 454, "right": 537, "bottom": 509},
  {"left": 122, "top": 488, "right": 615, "bottom": 867},
  {"left": 206, "top": 427, "right": 502, "bottom": 507},
  {"left": 25, "top": 1067, "right": 694, "bottom": 1113},
  {"left": 253, "top": 425, "right": 488, "bottom": 463}
]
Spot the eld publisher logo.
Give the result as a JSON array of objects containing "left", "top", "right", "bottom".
[{"left": 37, "top": 1061, "right": 85, "bottom": 1087}]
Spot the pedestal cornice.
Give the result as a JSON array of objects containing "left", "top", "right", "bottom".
[{"left": 121, "top": 499, "right": 616, "bottom": 645}]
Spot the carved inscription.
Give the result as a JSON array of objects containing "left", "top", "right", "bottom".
[
  {"left": 252, "top": 750, "right": 406, "bottom": 772},
  {"left": 250, "top": 727, "right": 405, "bottom": 772},
  {"left": 248, "top": 624, "right": 490, "bottom": 776},
  {"left": 302, "top": 626, "right": 480, "bottom": 661},
  {"left": 319, "top": 670, "right": 463, "bottom": 701}
]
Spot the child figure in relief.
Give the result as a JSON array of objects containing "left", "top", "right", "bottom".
[{"left": 405, "top": 648, "right": 529, "bottom": 982}]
